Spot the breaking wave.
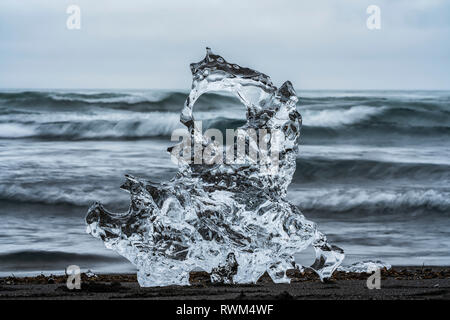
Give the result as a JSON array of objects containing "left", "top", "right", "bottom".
[
  {"left": 290, "top": 188, "right": 450, "bottom": 216},
  {"left": 1, "top": 185, "right": 448, "bottom": 217},
  {"left": 0, "top": 113, "right": 183, "bottom": 139},
  {"left": 0, "top": 91, "right": 235, "bottom": 112},
  {"left": 294, "top": 158, "right": 450, "bottom": 184},
  {"left": 1, "top": 90, "right": 449, "bottom": 141},
  {"left": 0, "top": 250, "right": 122, "bottom": 265}
]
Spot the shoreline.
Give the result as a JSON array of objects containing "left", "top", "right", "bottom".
[{"left": 1, "top": 266, "right": 449, "bottom": 300}]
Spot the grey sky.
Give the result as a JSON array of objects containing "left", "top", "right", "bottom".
[{"left": 0, "top": 0, "right": 449, "bottom": 89}]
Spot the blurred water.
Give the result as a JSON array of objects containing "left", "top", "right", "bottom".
[{"left": 0, "top": 89, "right": 449, "bottom": 275}]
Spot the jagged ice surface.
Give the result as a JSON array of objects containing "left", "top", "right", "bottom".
[{"left": 86, "top": 48, "right": 346, "bottom": 286}]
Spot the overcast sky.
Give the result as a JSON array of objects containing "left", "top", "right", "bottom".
[{"left": 0, "top": 0, "right": 449, "bottom": 90}]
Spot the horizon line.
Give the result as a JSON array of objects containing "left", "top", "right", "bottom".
[{"left": 1, "top": 88, "right": 450, "bottom": 91}]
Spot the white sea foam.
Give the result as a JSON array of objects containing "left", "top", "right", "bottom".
[
  {"left": 289, "top": 187, "right": 450, "bottom": 213},
  {"left": 48, "top": 91, "right": 175, "bottom": 104},
  {"left": 0, "top": 123, "right": 36, "bottom": 138},
  {"left": 0, "top": 112, "right": 183, "bottom": 139},
  {"left": 301, "top": 105, "right": 385, "bottom": 127}
]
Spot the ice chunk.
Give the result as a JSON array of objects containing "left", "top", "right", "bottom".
[{"left": 86, "top": 48, "right": 345, "bottom": 286}]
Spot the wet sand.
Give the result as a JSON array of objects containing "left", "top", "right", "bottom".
[{"left": 1, "top": 266, "right": 449, "bottom": 300}]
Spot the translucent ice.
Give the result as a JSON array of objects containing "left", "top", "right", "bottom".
[{"left": 86, "top": 48, "right": 345, "bottom": 286}]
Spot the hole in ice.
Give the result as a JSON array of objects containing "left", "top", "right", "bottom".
[
  {"left": 294, "top": 245, "right": 315, "bottom": 267},
  {"left": 194, "top": 92, "right": 246, "bottom": 138}
]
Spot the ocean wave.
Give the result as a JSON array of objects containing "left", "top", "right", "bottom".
[
  {"left": 290, "top": 188, "right": 450, "bottom": 216},
  {"left": 0, "top": 250, "right": 124, "bottom": 272},
  {"left": 0, "top": 123, "right": 36, "bottom": 138},
  {"left": 1, "top": 115, "right": 449, "bottom": 141},
  {"left": 0, "top": 113, "right": 183, "bottom": 139},
  {"left": 302, "top": 124, "right": 450, "bottom": 141},
  {"left": 0, "top": 90, "right": 238, "bottom": 112},
  {"left": 1, "top": 185, "right": 447, "bottom": 217},
  {"left": 298, "top": 92, "right": 450, "bottom": 129},
  {"left": 294, "top": 157, "right": 450, "bottom": 184},
  {"left": 301, "top": 94, "right": 450, "bottom": 109},
  {"left": 301, "top": 105, "right": 385, "bottom": 127},
  {"left": 1, "top": 168, "right": 448, "bottom": 214},
  {"left": 301, "top": 104, "right": 450, "bottom": 128},
  {"left": 0, "top": 115, "right": 248, "bottom": 140},
  {"left": 0, "top": 183, "right": 129, "bottom": 207},
  {"left": 0, "top": 250, "right": 122, "bottom": 264},
  {"left": 0, "top": 90, "right": 449, "bottom": 140}
]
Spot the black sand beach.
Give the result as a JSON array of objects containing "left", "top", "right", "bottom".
[{"left": 1, "top": 266, "right": 449, "bottom": 300}]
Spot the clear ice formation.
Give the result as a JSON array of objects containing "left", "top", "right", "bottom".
[{"left": 85, "top": 48, "right": 346, "bottom": 286}]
